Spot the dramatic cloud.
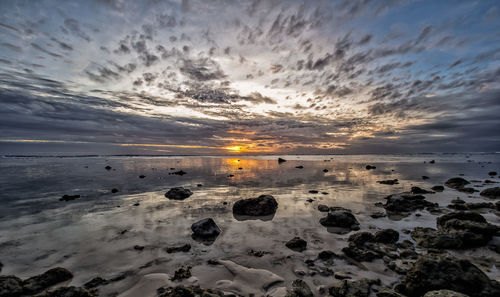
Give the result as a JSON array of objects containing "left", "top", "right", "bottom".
[{"left": 0, "top": 0, "right": 499, "bottom": 155}]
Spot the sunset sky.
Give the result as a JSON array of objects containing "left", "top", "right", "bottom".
[{"left": 1, "top": 0, "right": 499, "bottom": 155}]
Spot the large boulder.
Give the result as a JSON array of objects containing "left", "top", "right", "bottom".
[
  {"left": 285, "top": 237, "right": 307, "bottom": 252},
  {"left": 411, "top": 212, "right": 498, "bottom": 249},
  {"left": 445, "top": 177, "right": 470, "bottom": 189},
  {"left": 232, "top": 195, "right": 278, "bottom": 217},
  {"left": 191, "top": 218, "right": 221, "bottom": 239},
  {"left": 22, "top": 267, "right": 73, "bottom": 295},
  {"left": 319, "top": 207, "right": 359, "bottom": 230},
  {"left": 383, "top": 193, "right": 438, "bottom": 213},
  {"left": 0, "top": 275, "right": 23, "bottom": 297},
  {"left": 342, "top": 229, "right": 400, "bottom": 262},
  {"left": 480, "top": 187, "right": 500, "bottom": 199},
  {"left": 165, "top": 187, "right": 193, "bottom": 200},
  {"left": 411, "top": 228, "right": 463, "bottom": 249},
  {"left": 398, "top": 253, "right": 500, "bottom": 297},
  {"left": 445, "top": 178, "right": 476, "bottom": 193}
]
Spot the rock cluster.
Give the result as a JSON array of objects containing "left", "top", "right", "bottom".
[
  {"left": 411, "top": 211, "right": 498, "bottom": 249},
  {"left": 397, "top": 253, "right": 500, "bottom": 297}
]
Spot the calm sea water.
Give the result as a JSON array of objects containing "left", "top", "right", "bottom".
[{"left": 0, "top": 154, "right": 499, "bottom": 294}]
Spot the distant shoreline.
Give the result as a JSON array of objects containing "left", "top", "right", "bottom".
[{"left": 2, "top": 152, "right": 499, "bottom": 158}]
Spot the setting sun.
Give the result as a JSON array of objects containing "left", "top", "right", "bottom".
[{"left": 225, "top": 145, "right": 246, "bottom": 153}]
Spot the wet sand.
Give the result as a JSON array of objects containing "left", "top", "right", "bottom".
[{"left": 0, "top": 154, "right": 499, "bottom": 296}]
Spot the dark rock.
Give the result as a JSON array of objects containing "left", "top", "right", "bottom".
[
  {"left": 323, "top": 169, "right": 329, "bottom": 173},
  {"left": 60, "top": 194, "right": 80, "bottom": 201},
  {"left": 191, "top": 218, "right": 221, "bottom": 239},
  {"left": 318, "top": 250, "right": 336, "bottom": 261},
  {"left": 429, "top": 160, "right": 435, "bottom": 164},
  {"left": 157, "top": 285, "right": 228, "bottom": 297},
  {"left": 105, "top": 166, "right": 111, "bottom": 170},
  {"left": 398, "top": 253, "right": 500, "bottom": 297},
  {"left": 334, "top": 273, "right": 351, "bottom": 280},
  {"left": 232, "top": 195, "right": 278, "bottom": 217},
  {"left": 38, "top": 286, "right": 96, "bottom": 297},
  {"left": 0, "top": 275, "right": 23, "bottom": 297},
  {"left": 139, "top": 175, "right": 145, "bottom": 178},
  {"left": 422, "top": 176, "right": 430, "bottom": 180},
  {"left": 445, "top": 177, "right": 475, "bottom": 193},
  {"left": 165, "top": 187, "right": 193, "bottom": 200},
  {"left": 165, "top": 244, "right": 191, "bottom": 253},
  {"left": 83, "top": 277, "right": 109, "bottom": 289},
  {"left": 248, "top": 249, "right": 270, "bottom": 257},
  {"left": 295, "top": 165, "right": 304, "bottom": 169},
  {"left": 488, "top": 171, "right": 497, "bottom": 176},
  {"left": 170, "top": 266, "right": 191, "bottom": 281},
  {"left": 449, "top": 202, "right": 496, "bottom": 211},
  {"left": 286, "top": 279, "right": 313, "bottom": 297},
  {"left": 170, "top": 170, "right": 187, "bottom": 176},
  {"left": 374, "top": 229, "right": 399, "bottom": 244},
  {"left": 383, "top": 193, "right": 438, "bottom": 214},
  {"left": 366, "top": 165, "right": 376, "bottom": 170},
  {"left": 411, "top": 211, "right": 498, "bottom": 249},
  {"left": 411, "top": 187, "right": 434, "bottom": 194},
  {"left": 133, "top": 245, "right": 144, "bottom": 251},
  {"left": 319, "top": 208, "right": 359, "bottom": 230},
  {"left": 431, "top": 185, "right": 445, "bottom": 192},
  {"left": 286, "top": 237, "right": 307, "bottom": 252},
  {"left": 22, "top": 267, "right": 73, "bottom": 295},
  {"left": 437, "top": 212, "right": 498, "bottom": 245},
  {"left": 196, "top": 184, "right": 203, "bottom": 187},
  {"left": 318, "top": 205, "right": 330, "bottom": 212},
  {"left": 342, "top": 230, "right": 400, "bottom": 262},
  {"left": 278, "top": 158, "right": 287, "bottom": 163},
  {"left": 446, "top": 178, "right": 468, "bottom": 188},
  {"left": 378, "top": 179, "right": 399, "bottom": 185},
  {"left": 308, "top": 190, "right": 319, "bottom": 194},
  {"left": 480, "top": 187, "right": 500, "bottom": 199},
  {"left": 329, "top": 278, "right": 380, "bottom": 297},
  {"left": 411, "top": 227, "right": 463, "bottom": 249},
  {"left": 111, "top": 188, "right": 119, "bottom": 193}
]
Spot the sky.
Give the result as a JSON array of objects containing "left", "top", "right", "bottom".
[{"left": 0, "top": 0, "right": 499, "bottom": 155}]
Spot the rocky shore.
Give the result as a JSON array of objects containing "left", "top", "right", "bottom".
[{"left": 1, "top": 156, "right": 499, "bottom": 297}]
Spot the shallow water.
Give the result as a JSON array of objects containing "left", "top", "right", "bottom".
[{"left": 0, "top": 154, "right": 499, "bottom": 295}]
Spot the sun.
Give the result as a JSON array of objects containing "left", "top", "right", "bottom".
[{"left": 225, "top": 146, "right": 245, "bottom": 153}]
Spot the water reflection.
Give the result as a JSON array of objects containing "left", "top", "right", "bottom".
[{"left": 0, "top": 154, "right": 498, "bottom": 293}]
